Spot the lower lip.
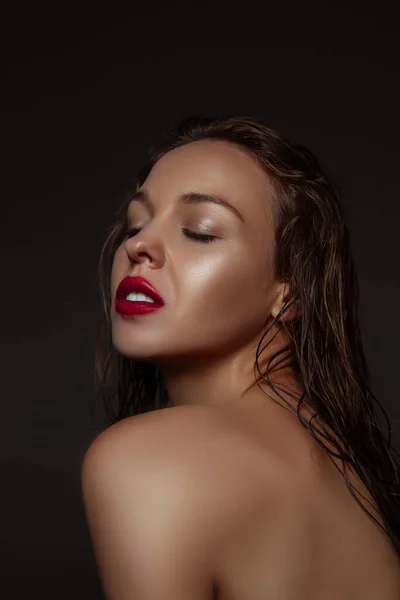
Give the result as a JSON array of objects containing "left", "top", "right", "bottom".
[{"left": 115, "top": 299, "right": 164, "bottom": 316}]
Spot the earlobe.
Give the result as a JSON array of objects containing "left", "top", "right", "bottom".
[
  {"left": 272, "top": 283, "right": 298, "bottom": 322},
  {"left": 274, "top": 300, "right": 298, "bottom": 322},
  {"left": 272, "top": 282, "right": 297, "bottom": 322}
]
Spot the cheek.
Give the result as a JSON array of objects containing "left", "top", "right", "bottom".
[{"left": 180, "top": 253, "right": 270, "bottom": 322}]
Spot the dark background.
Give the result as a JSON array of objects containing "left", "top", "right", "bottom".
[{"left": 1, "top": 3, "right": 399, "bottom": 598}]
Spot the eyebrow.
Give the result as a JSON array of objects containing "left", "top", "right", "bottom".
[{"left": 129, "top": 189, "right": 245, "bottom": 223}]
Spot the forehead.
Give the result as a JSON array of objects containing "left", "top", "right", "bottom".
[{"left": 140, "top": 140, "right": 275, "bottom": 225}]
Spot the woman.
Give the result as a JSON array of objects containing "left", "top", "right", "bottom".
[{"left": 82, "top": 116, "right": 400, "bottom": 599}]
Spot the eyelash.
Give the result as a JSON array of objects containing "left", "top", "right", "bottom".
[{"left": 124, "top": 227, "right": 217, "bottom": 244}]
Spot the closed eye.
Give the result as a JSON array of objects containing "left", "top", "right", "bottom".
[
  {"left": 182, "top": 228, "right": 217, "bottom": 243},
  {"left": 124, "top": 227, "right": 217, "bottom": 244}
]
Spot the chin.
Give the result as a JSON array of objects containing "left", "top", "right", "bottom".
[
  {"left": 111, "top": 329, "right": 167, "bottom": 363},
  {"left": 112, "top": 338, "right": 156, "bottom": 362}
]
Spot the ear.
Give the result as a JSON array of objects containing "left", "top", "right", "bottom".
[{"left": 271, "top": 281, "right": 298, "bottom": 322}]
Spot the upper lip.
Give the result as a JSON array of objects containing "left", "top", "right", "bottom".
[{"left": 116, "top": 276, "right": 165, "bottom": 305}]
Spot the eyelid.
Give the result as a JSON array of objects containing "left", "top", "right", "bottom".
[
  {"left": 123, "top": 226, "right": 217, "bottom": 243},
  {"left": 125, "top": 218, "right": 217, "bottom": 237}
]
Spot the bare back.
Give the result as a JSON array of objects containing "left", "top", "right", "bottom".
[{"left": 198, "top": 400, "right": 400, "bottom": 600}]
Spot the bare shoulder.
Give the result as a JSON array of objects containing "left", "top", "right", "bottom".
[
  {"left": 83, "top": 404, "right": 400, "bottom": 600},
  {"left": 83, "top": 403, "right": 290, "bottom": 490},
  {"left": 82, "top": 402, "right": 292, "bottom": 540},
  {"left": 83, "top": 404, "right": 229, "bottom": 463},
  {"left": 81, "top": 405, "right": 229, "bottom": 599},
  {"left": 81, "top": 404, "right": 314, "bottom": 598}
]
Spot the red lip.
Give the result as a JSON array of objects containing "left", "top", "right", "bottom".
[
  {"left": 116, "top": 275, "right": 164, "bottom": 304},
  {"left": 115, "top": 276, "right": 165, "bottom": 316}
]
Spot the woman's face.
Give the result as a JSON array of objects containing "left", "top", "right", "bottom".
[{"left": 111, "top": 139, "right": 282, "bottom": 367}]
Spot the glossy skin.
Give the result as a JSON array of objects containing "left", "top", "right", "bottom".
[
  {"left": 82, "top": 402, "right": 400, "bottom": 600},
  {"left": 111, "top": 139, "right": 297, "bottom": 409}
]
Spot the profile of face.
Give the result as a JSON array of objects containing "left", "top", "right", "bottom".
[{"left": 111, "top": 140, "right": 285, "bottom": 370}]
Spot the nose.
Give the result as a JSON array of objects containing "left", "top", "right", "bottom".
[{"left": 125, "top": 229, "right": 166, "bottom": 269}]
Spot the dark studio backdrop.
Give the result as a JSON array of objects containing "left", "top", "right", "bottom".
[{"left": 1, "top": 4, "right": 399, "bottom": 599}]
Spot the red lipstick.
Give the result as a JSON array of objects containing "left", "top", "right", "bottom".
[{"left": 115, "top": 276, "right": 165, "bottom": 316}]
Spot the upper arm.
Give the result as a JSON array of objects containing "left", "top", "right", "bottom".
[{"left": 81, "top": 420, "right": 217, "bottom": 600}]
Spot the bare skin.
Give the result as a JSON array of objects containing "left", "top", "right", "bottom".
[
  {"left": 106, "top": 139, "right": 400, "bottom": 597},
  {"left": 205, "top": 388, "right": 400, "bottom": 599},
  {"left": 88, "top": 394, "right": 400, "bottom": 599}
]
